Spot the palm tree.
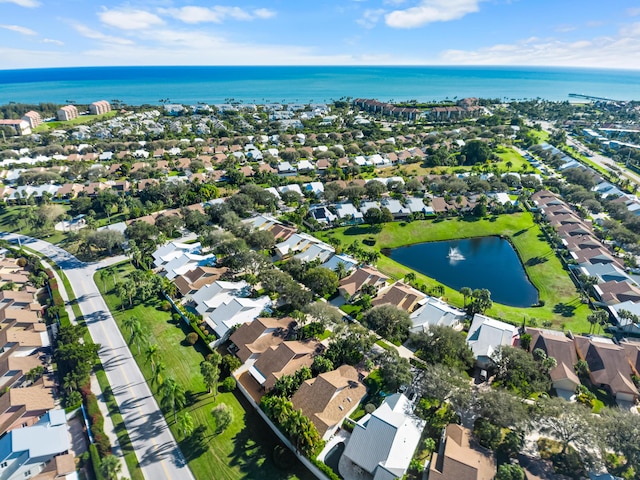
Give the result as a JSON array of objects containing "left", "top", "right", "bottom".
[
  {"left": 177, "top": 411, "right": 195, "bottom": 439},
  {"left": 99, "top": 269, "right": 109, "bottom": 293},
  {"left": 334, "top": 262, "right": 348, "bottom": 280},
  {"left": 200, "top": 360, "right": 220, "bottom": 397},
  {"left": 460, "top": 287, "right": 472, "bottom": 307},
  {"left": 146, "top": 343, "right": 159, "bottom": 371},
  {"left": 131, "top": 323, "right": 148, "bottom": 355},
  {"left": 151, "top": 362, "right": 166, "bottom": 390},
  {"left": 106, "top": 266, "right": 117, "bottom": 289},
  {"left": 123, "top": 317, "right": 140, "bottom": 341},
  {"left": 162, "top": 277, "right": 177, "bottom": 299},
  {"left": 99, "top": 455, "right": 122, "bottom": 480},
  {"left": 160, "top": 377, "right": 186, "bottom": 422}
]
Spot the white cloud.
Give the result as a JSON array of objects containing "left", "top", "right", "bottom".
[
  {"left": 72, "top": 23, "right": 135, "bottom": 46},
  {"left": 253, "top": 8, "right": 276, "bottom": 19},
  {"left": 42, "top": 38, "right": 64, "bottom": 46},
  {"left": 98, "top": 7, "right": 164, "bottom": 30},
  {"left": 385, "top": 0, "right": 482, "bottom": 28},
  {"left": 159, "top": 6, "right": 275, "bottom": 24},
  {"left": 627, "top": 7, "right": 640, "bottom": 17},
  {"left": 0, "top": 24, "right": 37, "bottom": 35},
  {"left": 0, "top": 0, "right": 39, "bottom": 7},
  {"left": 437, "top": 24, "right": 640, "bottom": 69},
  {"left": 357, "top": 8, "right": 386, "bottom": 28}
]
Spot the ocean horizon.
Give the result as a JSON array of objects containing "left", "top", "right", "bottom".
[{"left": 1, "top": 65, "right": 639, "bottom": 105}]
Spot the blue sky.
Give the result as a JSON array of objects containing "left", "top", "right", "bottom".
[{"left": 1, "top": 0, "right": 639, "bottom": 69}]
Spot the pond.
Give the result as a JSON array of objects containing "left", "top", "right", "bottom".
[{"left": 387, "top": 236, "right": 539, "bottom": 307}]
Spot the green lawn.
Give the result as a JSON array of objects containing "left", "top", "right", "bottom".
[
  {"left": 97, "top": 263, "right": 314, "bottom": 480},
  {"left": 319, "top": 213, "right": 591, "bottom": 332},
  {"left": 0, "top": 205, "right": 69, "bottom": 245},
  {"left": 33, "top": 111, "right": 118, "bottom": 132}
]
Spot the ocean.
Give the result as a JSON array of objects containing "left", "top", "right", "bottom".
[{"left": 0, "top": 66, "right": 639, "bottom": 105}]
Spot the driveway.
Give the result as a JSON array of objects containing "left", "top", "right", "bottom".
[{"left": 3, "top": 233, "right": 194, "bottom": 480}]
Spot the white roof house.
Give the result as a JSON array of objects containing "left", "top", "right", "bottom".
[
  {"left": 152, "top": 241, "right": 201, "bottom": 267},
  {"left": 359, "top": 201, "right": 380, "bottom": 215},
  {"left": 309, "top": 206, "right": 337, "bottom": 225},
  {"left": 410, "top": 297, "right": 466, "bottom": 333},
  {"left": 192, "top": 280, "right": 250, "bottom": 317},
  {"left": 380, "top": 198, "right": 410, "bottom": 217},
  {"left": 206, "top": 295, "right": 272, "bottom": 345},
  {"left": 466, "top": 314, "right": 519, "bottom": 368},
  {"left": 294, "top": 242, "right": 335, "bottom": 264},
  {"left": 243, "top": 214, "right": 282, "bottom": 232},
  {"left": 275, "top": 232, "right": 326, "bottom": 258},
  {"left": 303, "top": 182, "right": 324, "bottom": 196},
  {"left": 404, "top": 197, "right": 431, "bottom": 214},
  {"left": 278, "top": 184, "right": 302, "bottom": 196},
  {"left": 343, "top": 393, "right": 425, "bottom": 480},
  {"left": 335, "top": 202, "right": 364, "bottom": 221},
  {"left": 0, "top": 409, "right": 76, "bottom": 480},
  {"left": 489, "top": 192, "right": 513, "bottom": 205},
  {"left": 162, "top": 252, "right": 216, "bottom": 280},
  {"left": 322, "top": 254, "right": 359, "bottom": 273}
]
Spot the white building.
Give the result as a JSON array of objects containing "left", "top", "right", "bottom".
[
  {"left": 410, "top": 297, "right": 466, "bottom": 333},
  {"left": 343, "top": 393, "right": 425, "bottom": 480},
  {"left": 0, "top": 409, "right": 76, "bottom": 480},
  {"left": 152, "top": 241, "right": 201, "bottom": 268},
  {"left": 466, "top": 314, "right": 519, "bottom": 368}
]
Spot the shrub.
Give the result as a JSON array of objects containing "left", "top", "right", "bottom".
[
  {"left": 222, "top": 376, "right": 237, "bottom": 392},
  {"left": 186, "top": 332, "right": 199, "bottom": 345},
  {"left": 161, "top": 300, "right": 172, "bottom": 311},
  {"left": 221, "top": 355, "right": 242, "bottom": 376},
  {"left": 90, "top": 444, "right": 105, "bottom": 480},
  {"left": 310, "top": 458, "right": 341, "bottom": 480}
]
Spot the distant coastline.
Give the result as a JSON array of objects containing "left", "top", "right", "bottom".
[{"left": 1, "top": 65, "right": 639, "bottom": 105}]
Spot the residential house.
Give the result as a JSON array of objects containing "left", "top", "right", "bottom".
[
  {"left": 410, "top": 297, "right": 466, "bottom": 333},
  {"left": 173, "top": 266, "right": 228, "bottom": 299},
  {"left": 466, "top": 314, "right": 519, "bottom": 368},
  {"left": 230, "top": 317, "right": 296, "bottom": 363},
  {"left": 573, "top": 336, "right": 638, "bottom": 402},
  {"left": 249, "top": 340, "right": 322, "bottom": 391},
  {"left": 161, "top": 252, "right": 216, "bottom": 280},
  {"left": 293, "top": 242, "right": 335, "bottom": 264},
  {"left": 291, "top": 365, "right": 366, "bottom": 440},
  {"left": 0, "top": 409, "right": 75, "bottom": 480},
  {"left": 429, "top": 424, "right": 496, "bottom": 480},
  {"left": 309, "top": 206, "right": 337, "bottom": 225},
  {"left": 322, "top": 254, "right": 359, "bottom": 274},
  {"left": 275, "top": 233, "right": 329, "bottom": 259},
  {"left": 205, "top": 295, "right": 272, "bottom": 345},
  {"left": 152, "top": 241, "right": 201, "bottom": 268},
  {"left": 372, "top": 282, "right": 426, "bottom": 312},
  {"left": 343, "top": 393, "right": 426, "bottom": 480},
  {"left": 339, "top": 267, "right": 388, "bottom": 299},
  {"left": 526, "top": 328, "right": 580, "bottom": 395},
  {"left": 335, "top": 203, "right": 364, "bottom": 223}
]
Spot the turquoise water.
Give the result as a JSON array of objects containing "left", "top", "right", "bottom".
[{"left": 0, "top": 66, "right": 639, "bottom": 105}]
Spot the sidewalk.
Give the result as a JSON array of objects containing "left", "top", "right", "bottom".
[
  {"left": 42, "top": 257, "right": 131, "bottom": 479},
  {"left": 90, "top": 375, "right": 131, "bottom": 479}
]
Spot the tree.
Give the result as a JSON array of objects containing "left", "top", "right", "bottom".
[
  {"left": 211, "top": 403, "right": 233, "bottom": 434},
  {"left": 99, "top": 455, "right": 122, "bottom": 480},
  {"left": 303, "top": 267, "right": 339, "bottom": 297},
  {"left": 363, "top": 207, "right": 384, "bottom": 226},
  {"left": 247, "top": 229, "right": 276, "bottom": 251},
  {"left": 476, "top": 389, "right": 528, "bottom": 430},
  {"left": 375, "top": 351, "right": 413, "bottom": 393},
  {"left": 600, "top": 408, "right": 640, "bottom": 475},
  {"left": 123, "top": 316, "right": 139, "bottom": 339},
  {"left": 410, "top": 325, "right": 475, "bottom": 371},
  {"left": 491, "top": 346, "right": 551, "bottom": 397},
  {"left": 496, "top": 464, "right": 525, "bottom": 480},
  {"left": 461, "top": 140, "right": 492, "bottom": 165},
  {"left": 362, "top": 304, "right": 412, "bottom": 344},
  {"left": 86, "top": 229, "right": 125, "bottom": 254},
  {"left": 177, "top": 411, "right": 195, "bottom": 439},
  {"left": 468, "top": 288, "right": 492, "bottom": 314},
  {"left": 536, "top": 398, "right": 597, "bottom": 462},
  {"left": 587, "top": 310, "right": 609, "bottom": 334},
  {"left": 311, "top": 355, "right": 334, "bottom": 375},
  {"left": 160, "top": 377, "right": 186, "bottom": 422},
  {"left": 365, "top": 180, "right": 386, "bottom": 199},
  {"left": 520, "top": 333, "right": 532, "bottom": 352},
  {"left": 416, "top": 364, "right": 471, "bottom": 413},
  {"left": 151, "top": 361, "right": 166, "bottom": 390},
  {"left": 200, "top": 360, "right": 221, "bottom": 397},
  {"left": 460, "top": 286, "right": 472, "bottom": 307},
  {"left": 304, "top": 302, "right": 342, "bottom": 327}
]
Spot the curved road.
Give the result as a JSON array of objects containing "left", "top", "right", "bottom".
[{"left": 3, "top": 233, "right": 193, "bottom": 480}]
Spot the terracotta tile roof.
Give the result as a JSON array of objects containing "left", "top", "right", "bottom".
[
  {"left": 291, "top": 365, "right": 366, "bottom": 437},
  {"left": 230, "top": 317, "right": 297, "bottom": 363},
  {"left": 429, "top": 424, "right": 496, "bottom": 480},
  {"left": 252, "top": 340, "right": 322, "bottom": 391}
]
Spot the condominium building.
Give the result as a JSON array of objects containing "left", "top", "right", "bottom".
[
  {"left": 89, "top": 100, "right": 111, "bottom": 115},
  {"left": 21, "top": 111, "right": 42, "bottom": 129},
  {"left": 56, "top": 105, "right": 78, "bottom": 121}
]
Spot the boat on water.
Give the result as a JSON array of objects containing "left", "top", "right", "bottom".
[{"left": 447, "top": 247, "right": 465, "bottom": 261}]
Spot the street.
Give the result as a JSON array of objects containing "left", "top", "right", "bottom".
[{"left": 3, "top": 233, "right": 193, "bottom": 480}]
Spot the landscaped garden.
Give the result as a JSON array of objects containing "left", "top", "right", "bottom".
[
  {"left": 96, "top": 262, "right": 315, "bottom": 480},
  {"left": 317, "top": 212, "right": 591, "bottom": 332}
]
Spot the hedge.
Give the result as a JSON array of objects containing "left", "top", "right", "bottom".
[
  {"left": 90, "top": 444, "right": 105, "bottom": 480},
  {"left": 47, "top": 276, "right": 70, "bottom": 326},
  {"left": 309, "top": 458, "right": 341, "bottom": 480}
]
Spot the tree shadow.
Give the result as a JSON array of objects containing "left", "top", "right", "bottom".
[
  {"left": 553, "top": 302, "right": 576, "bottom": 317},
  {"left": 526, "top": 256, "right": 549, "bottom": 267},
  {"left": 181, "top": 425, "right": 209, "bottom": 462}
]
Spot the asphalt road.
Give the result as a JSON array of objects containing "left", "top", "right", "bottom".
[{"left": 3, "top": 233, "right": 193, "bottom": 480}]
